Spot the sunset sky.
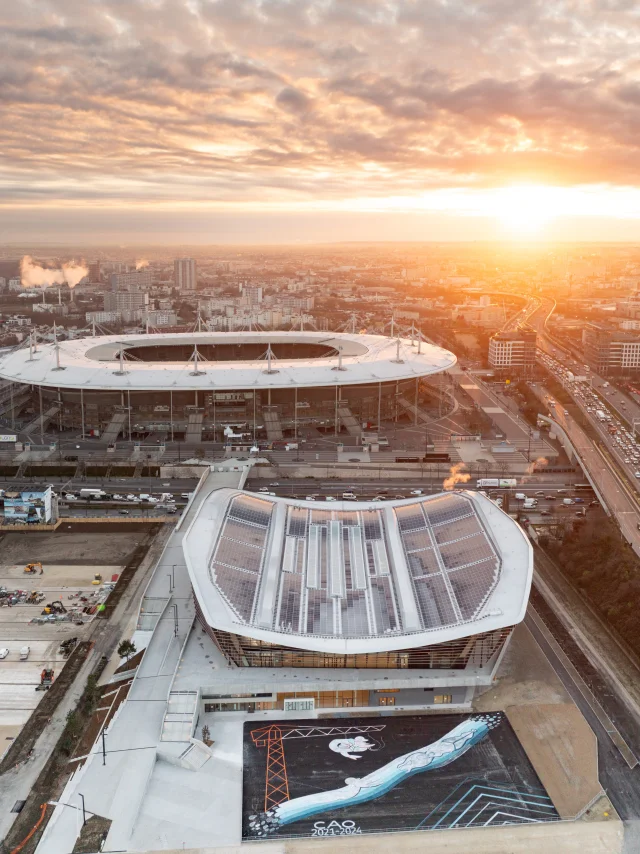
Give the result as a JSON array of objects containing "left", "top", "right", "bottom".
[{"left": 3, "top": 0, "right": 640, "bottom": 243}]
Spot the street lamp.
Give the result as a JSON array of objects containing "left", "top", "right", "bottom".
[{"left": 78, "top": 792, "right": 86, "bottom": 826}]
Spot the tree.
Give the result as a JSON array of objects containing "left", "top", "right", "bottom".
[{"left": 117, "top": 639, "right": 137, "bottom": 661}]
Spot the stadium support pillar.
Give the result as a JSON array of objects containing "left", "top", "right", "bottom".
[
  {"left": 294, "top": 386, "right": 298, "bottom": 440},
  {"left": 253, "top": 390, "right": 257, "bottom": 441},
  {"left": 415, "top": 377, "right": 419, "bottom": 425},
  {"left": 80, "top": 388, "right": 85, "bottom": 439},
  {"left": 127, "top": 390, "right": 132, "bottom": 440},
  {"left": 39, "top": 385, "right": 44, "bottom": 444},
  {"left": 170, "top": 390, "right": 174, "bottom": 442},
  {"left": 334, "top": 385, "right": 339, "bottom": 436},
  {"left": 377, "top": 382, "right": 382, "bottom": 430}
]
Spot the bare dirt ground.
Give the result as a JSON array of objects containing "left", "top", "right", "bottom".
[
  {"left": 0, "top": 526, "right": 148, "bottom": 567},
  {"left": 0, "top": 564, "right": 121, "bottom": 589}
]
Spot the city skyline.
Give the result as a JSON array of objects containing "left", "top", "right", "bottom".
[{"left": 3, "top": 0, "right": 640, "bottom": 243}]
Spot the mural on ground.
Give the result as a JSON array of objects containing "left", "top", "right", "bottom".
[{"left": 242, "top": 712, "right": 558, "bottom": 839}]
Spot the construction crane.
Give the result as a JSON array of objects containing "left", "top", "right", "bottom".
[
  {"left": 24, "top": 563, "right": 43, "bottom": 575},
  {"left": 250, "top": 723, "right": 385, "bottom": 811}
]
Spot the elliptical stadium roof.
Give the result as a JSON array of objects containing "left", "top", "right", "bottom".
[
  {"left": 0, "top": 331, "right": 455, "bottom": 391},
  {"left": 183, "top": 489, "right": 532, "bottom": 654}
]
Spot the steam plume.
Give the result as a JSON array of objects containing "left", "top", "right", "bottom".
[
  {"left": 442, "top": 462, "right": 471, "bottom": 491},
  {"left": 524, "top": 456, "right": 549, "bottom": 477},
  {"left": 20, "top": 256, "right": 88, "bottom": 289},
  {"left": 135, "top": 258, "right": 149, "bottom": 270}
]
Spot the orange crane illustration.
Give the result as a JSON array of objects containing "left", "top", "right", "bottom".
[{"left": 250, "top": 723, "right": 386, "bottom": 811}]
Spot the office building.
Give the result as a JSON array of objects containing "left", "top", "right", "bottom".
[
  {"left": 488, "top": 328, "right": 537, "bottom": 376},
  {"left": 583, "top": 321, "right": 640, "bottom": 375}
]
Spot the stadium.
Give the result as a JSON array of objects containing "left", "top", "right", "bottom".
[
  {"left": 0, "top": 330, "right": 456, "bottom": 442},
  {"left": 182, "top": 487, "right": 532, "bottom": 710}
]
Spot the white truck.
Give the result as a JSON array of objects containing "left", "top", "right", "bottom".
[
  {"left": 563, "top": 498, "right": 575, "bottom": 505},
  {"left": 523, "top": 498, "right": 538, "bottom": 509},
  {"left": 19, "top": 646, "right": 30, "bottom": 660},
  {"left": 595, "top": 410, "right": 607, "bottom": 422},
  {"left": 79, "top": 488, "right": 106, "bottom": 500},
  {"left": 514, "top": 493, "right": 526, "bottom": 501}
]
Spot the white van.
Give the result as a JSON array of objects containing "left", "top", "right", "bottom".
[
  {"left": 19, "top": 646, "right": 30, "bottom": 660},
  {"left": 342, "top": 492, "right": 357, "bottom": 500},
  {"left": 514, "top": 493, "right": 526, "bottom": 501}
]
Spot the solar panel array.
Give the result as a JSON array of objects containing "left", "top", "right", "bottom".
[
  {"left": 277, "top": 506, "right": 401, "bottom": 638},
  {"left": 395, "top": 493, "right": 500, "bottom": 627},
  {"left": 207, "top": 492, "right": 502, "bottom": 638},
  {"left": 209, "top": 495, "right": 273, "bottom": 623}
]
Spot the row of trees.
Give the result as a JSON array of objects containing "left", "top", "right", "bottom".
[{"left": 539, "top": 518, "right": 640, "bottom": 658}]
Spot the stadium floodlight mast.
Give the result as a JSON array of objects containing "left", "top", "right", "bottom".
[
  {"left": 189, "top": 344, "right": 206, "bottom": 376},
  {"left": 391, "top": 337, "right": 404, "bottom": 364},
  {"left": 113, "top": 343, "right": 128, "bottom": 376},
  {"left": 51, "top": 323, "right": 66, "bottom": 371},
  {"left": 262, "top": 343, "right": 279, "bottom": 375},
  {"left": 331, "top": 345, "right": 347, "bottom": 372}
]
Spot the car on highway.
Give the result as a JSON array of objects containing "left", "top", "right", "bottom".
[
  {"left": 409, "top": 489, "right": 423, "bottom": 495},
  {"left": 0, "top": 648, "right": 8, "bottom": 660},
  {"left": 269, "top": 482, "right": 280, "bottom": 487},
  {"left": 65, "top": 494, "right": 78, "bottom": 501},
  {"left": 534, "top": 491, "right": 545, "bottom": 497},
  {"left": 118, "top": 509, "right": 130, "bottom": 515},
  {"left": 305, "top": 495, "right": 316, "bottom": 501},
  {"left": 258, "top": 487, "right": 269, "bottom": 493},
  {"left": 324, "top": 496, "right": 337, "bottom": 502},
  {"left": 181, "top": 493, "right": 192, "bottom": 499},
  {"left": 540, "top": 510, "right": 551, "bottom": 516}
]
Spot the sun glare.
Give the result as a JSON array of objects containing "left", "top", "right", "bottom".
[{"left": 490, "top": 185, "right": 557, "bottom": 235}]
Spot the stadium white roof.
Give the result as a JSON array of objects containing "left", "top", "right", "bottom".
[
  {"left": 0, "top": 331, "right": 455, "bottom": 391},
  {"left": 183, "top": 489, "right": 532, "bottom": 654}
]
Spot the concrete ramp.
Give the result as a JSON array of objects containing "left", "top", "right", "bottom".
[
  {"left": 23, "top": 403, "right": 60, "bottom": 436},
  {"left": 263, "top": 407, "right": 283, "bottom": 440},
  {"left": 337, "top": 405, "right": 361, "bottom": 437},
  {"left": 397, "top": 396, "right": 432, "bottom": 425},
  {"left": 101, "top": 411, "right": 127, "bottom": 443},
  {"left": 185, "top": 413, "right": 203, "bottom": 443}
]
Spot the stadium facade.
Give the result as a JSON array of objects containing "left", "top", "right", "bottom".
[
  {"left": 183, "top": 488, "right": 532, "bottom": 713},
  {"left": 0, "top": 331, "right": 455, "bottom": 440}
]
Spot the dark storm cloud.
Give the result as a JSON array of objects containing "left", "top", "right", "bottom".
[{"left": 1, "top": 0, "right": 640, "bottom": 208}]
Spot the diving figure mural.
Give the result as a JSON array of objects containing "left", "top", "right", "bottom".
[{"left": 247, "top": 713, "right": 501, "bottom": 837}]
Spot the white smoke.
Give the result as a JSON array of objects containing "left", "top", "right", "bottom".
[
  {"left": 442, "top": 462, "right": 471, "bottom": 491},
  {"left": 135, "top": 258, "right": 149, "bottom": 270},
  {"left": 20, "top": 255, "right": 88, "bottom": 289},
  {"left": 523, "top": 456, "right": 549, "bottom": 478}
]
